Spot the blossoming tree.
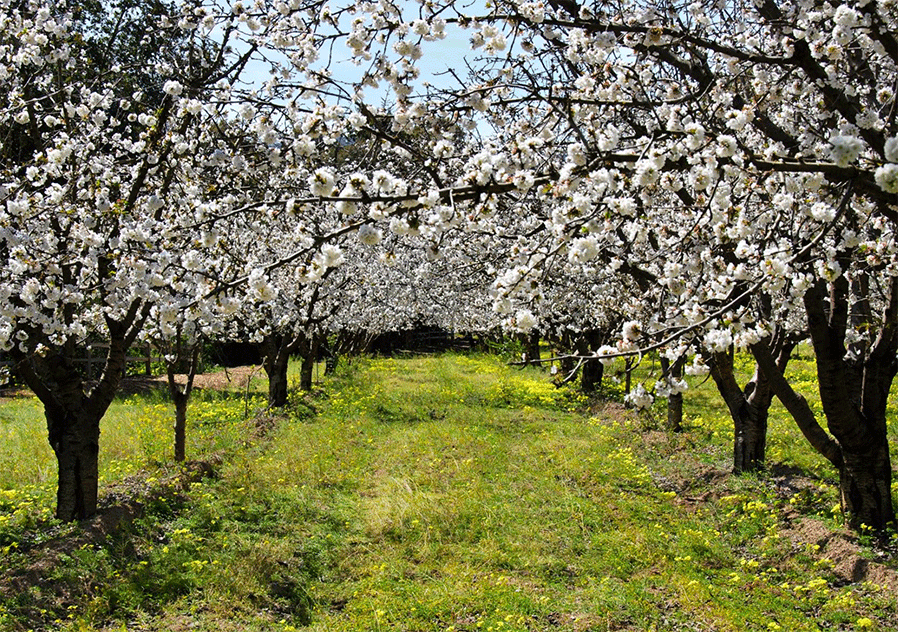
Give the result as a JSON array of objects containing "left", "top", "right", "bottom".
[
  {"left": 6, "top": 0, "right": 898, "bottom": 534},
  {"left": 0, "top": 0, "right": 308, "bottom": 519},
  {"left": 262, "top": 0, "right": 898, "bottom": 530}
]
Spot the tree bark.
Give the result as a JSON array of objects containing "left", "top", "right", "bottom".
[
  {"left": 624, "top": 357, "right": 633, "bottom": 396},
  {"left": 576, "top": 330, "right": 604, "bottom": 393},
  {"left": 166, "top": 341, "right": 200, "bottom": 463},
  {"left": 261, "top": 332, "right": 304, "bottom": 408},
  {"left": 172, "top": 394, "right": 188, "bottom": 463},
  {"left": 13, "top": 309, "right": 143, "bottom": 521},
  {"left": 800, "top": 277, "right": 897, "bottom": 532},
  {"left": 710, "top": 350, "right": 766, "bottom": 472},
  {"left": 47, "top": 407, "right": 101, "bottom": 522},
  {"left": 840, "top": 445, "right": 894, "bottom": 532},
  {"left": 660, "top": 355, "right": 685, "bottom": 433},
  {"left": 732, "top": 394, "right": 767, "bottom": 473},
  {"left": 299, "top": 333, "right": 321, "bottom": 391},
  {"left": 559, "top": 331, "right": 575, "bottom": 375},
  {"left": 750, "top": 339, "right": 844, "bottom": 469},
  {"left": 580, "top": 357, "right": 604, "bottom": 393},
  {"left": 518, "top": 332, "right": 541, "bottom": 366},
  {"left": 527, "top": 332, "right": 541, "bottom": 366},
  {"left": 266, "top": 354, "right": 290, "bottom": 408},
  {"left": 323, "top": 338, "right": 338, "bottom": 376}
]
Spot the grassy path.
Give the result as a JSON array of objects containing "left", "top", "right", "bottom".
[
  {"left": 206, "top": 355, "right": 892, "bottom": 632},
  {"left": 2, "top": 354, "right": 896, "bottom": 631}
]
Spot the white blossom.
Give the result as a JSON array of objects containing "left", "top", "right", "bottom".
[
  {"left": 829, "top": 135, "right": 863, "bottom": 167},
  {"left": 875, "top": 164, "right": 898, "bottom": 193},
  {"left": 358, "top": 224, "right": 383, "bottom": 245},
  {"left": 624, "top": 383, "right": 654, "bottom": 409},
  {"left": 162, "top": 80, "right": 183, "bottom": 96}
]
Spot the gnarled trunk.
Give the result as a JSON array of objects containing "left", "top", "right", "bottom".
[
  {"left": 13, "top": 317, "right": 140, "bottom": 521},
  {"left": 800, "top": 276, "right": 897, "bottom": 532},
  {"left": 559, "top": 331, "right": 575, "bottom": 376},
  {"left": 165, "top": 338, "right": 200, "bottom": 462},
  {"left": 173, "top": 396, "right": 188, "bottom": 462},
  {"left": 750, "top": 339, "right": 844, "bottom": 469},
  {"left": 48, "top": 407, "right": 101, "bottom": 522},
  {"left": 721, "top": 355, "right": 771, "bottom": 473},
  {"left": 299, "top": 334, "right": 321, "bottom": 392},
  {"left": 580, "top": 357, "right": 604, "bottom": 393},
  {"left": 840, "top": 445, "right": 894, "bottom": 531},
  {"left": 712, "top": 332, "right": 795, "bottom": 473},
  {"left": 265, "top": 355, "right": 290, "bottom": 408},
  {"left": 519, "top": 332, "right": 541, "bottom": 366},
  {"left": 576, "top": 330, "right": 604, "bottom": 393},
  {"left": 732, "top": 400, "right": 767, "bottom": 473},
  {"left": 261, "top": 332, "right": 304, "bottom": 408}
]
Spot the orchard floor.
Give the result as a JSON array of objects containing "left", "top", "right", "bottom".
[
  {"left": 119, "top": 365, "right": 263, "bottom": 394},
  {"left": 1, "top": 353, "right": 897, "bottom": 632},
  {"left": 0, "top": 366, "right": 262, "bottom": 401}
]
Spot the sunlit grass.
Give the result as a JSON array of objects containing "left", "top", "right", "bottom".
[
  {"left": 0, "top": 396, "right": 54, "bottom": 489},
  {"left": 605, "top": 344, "right": 898, "bottom": 484},
  {"left": 1, "top": 351, "right": 897, "bottom": 631},
  {"left": 0, "top": 377, "right": 268, "bottom": 548}
]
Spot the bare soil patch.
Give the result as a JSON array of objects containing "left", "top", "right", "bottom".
[
  {"left": 2, "top": 365, "right": 263, "bottom": 401},
  {"left": 119, "top": 365, "right": 263, "bottom": 395},
  {"left": 779, "top": 512, "right": 898, "bottom": 590}
]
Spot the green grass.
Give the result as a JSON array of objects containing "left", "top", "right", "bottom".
[{"left": 1, "top": 352, "right": 897, "bottom": 631}]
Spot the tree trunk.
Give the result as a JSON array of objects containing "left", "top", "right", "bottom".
[
  {"left": 172, "top": 393, "right": 188, "bottom": 462},
  {"left": 261, "top": 333, "right": 293, "bottom": 408},
  {"left": 527, "top": 332, "right": 541, "bottom": 366},
  {"left": 47, "top": 408, "right": 101, "bottom": 522},
  {"left": 581, "top": 357, "right": 604, "bottom": 393},
  {"left": 724, "top": 370, "right": 769, "bottom": 473},
  {"left": 299, "top": 334, "right": 320, "bottom": 391},
  {"left": 624, "top": 357, "right": 633, "bottom": 396},
  {"left": 750, "top": 339, "right": 844, "bottom": 469},
  {"left": 16, "top": 328, "right": 136, "bottom": 521},
  {"left": 800, "top": 277, "right": 897, "bottom": 532},
  {"left": 706, "top": 328, "right": 799, "bottom": 473},
  {"left": 711, "top": 349, "right": 769, "bottom": 472},
  {"left": 840, "top": 444, "right": 894, "bottom": 532},
  {"left": 559, "top": 330, "right": 575, "bottom": 375},
  {"left": 518, "top": 332, "right": 540, "bottom": 365},
  {"left": 660, "top": 355, "right": 685, "bottom": 433},
  {"left": 266, "top": 357, "right": 290, "bottom": 407},
  {"left": 165, "top": 338, "right": 200, "bottom": 463},
  {"left": 733, "top": 403, "right": 766, "bottom": 472},
  {"left": 575, "top": 330, "right": 604, "bottom": 393},
  {"left": 323, "top": 339, "right": 338, "bottom": 376}
]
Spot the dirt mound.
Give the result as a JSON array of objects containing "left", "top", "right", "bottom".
[{"left": 780, "top": 514, "right": 898, "bottom": 591}]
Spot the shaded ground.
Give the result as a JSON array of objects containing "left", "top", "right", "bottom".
[{"left": 2, "top": 459, "right": 221, "bottom": 604}]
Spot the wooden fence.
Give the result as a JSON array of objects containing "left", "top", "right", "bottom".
[
  {"left": 0, "top": 343, "right": 160, "bottom": 385},
  {"left": 79, "top": 343, "right": 159, "bottom": 380}
]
